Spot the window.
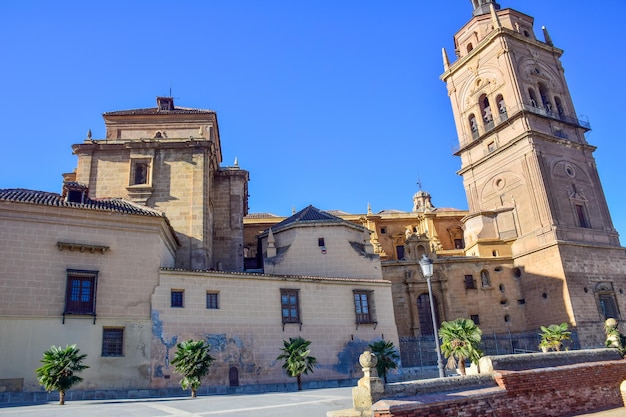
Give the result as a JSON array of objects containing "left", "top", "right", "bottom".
[
  {"left": 171, "top": 290, "right": 184, "bottom": 308},
  {"left": 575, "top": 204, "right": 590, "bottom": 228},
  {"left": 555, "top": 96, "right": 564, "bottom": 116},
  {"left": 380, "top": 227, "right": 386, "bottom": 234},
  {"left": 496, "top": 95, "right": 507, "bottom": 121},
  {"left": 318, "top": 237, "right": 326, "bottom": 254},
  {"left": 102, "top": 328, "right": 124, "bottom": 357},
  {"left": 464, "top": 274, "right": 476, "bottom": 290},
  {"left": 487, "top": 142, "right": 496, "bottom": 153},
  {"left": 539, "top": 82, "right": 551, "bottom": 112},
  {"left": 468, "top": 114, "right": 479, "bottom": 139},
  {"left": 396, "top": 245, "right": 405, "bottom": 261},
  {"left": 599, "top": 294, "right": 619, "bottom": 320},
  {"left": 281, "top": 289, "right": 300, "bottom": 323},
  {"left": 480, "top": 95, "right": 493, "bottom": 124},
  {"left": 65, "top": 270, "right": 98, "bottom": 315},
  {"left": 529, "top": 88, "right": 538, "bottom": 107},
  {"left": 130, "top": 159, "right": 151, "bottom": 186},
  {"left": 354, "top": 290, "right": 375, "bottom": 324},
  {"left": 206, "top": 292, "right": 219, "bottom": 309},
  {"left": 470, "top": 315, "right": 480, "bottom": 325},
  {"left": 454, "top": 238, "right": 464, "bottom": 249}
]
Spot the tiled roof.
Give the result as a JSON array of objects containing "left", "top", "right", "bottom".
[
  {"left": 104, "top": 106, "right": 215, "bottom": 116},
  {"left": 245, "top": 212, "right": 281, "bottom": 219},
  {"left": 0, "top": 188, "right": 166, "bottom": 217},
  {"left": 325, "top": 209, "right": 353, "bottom": 216},
  {"left": 271, "top": 205, "right": 344, "bottom": 230}
]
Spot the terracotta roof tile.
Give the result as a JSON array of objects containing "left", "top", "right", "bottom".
[{"left": 0, "top": 188, "right": 166, "bottom": 217}]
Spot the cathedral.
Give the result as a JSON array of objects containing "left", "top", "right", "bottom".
[
  {"left": 0, "top": 0, "right": 624, "bottom": 396},
  {"left": 244, "top": 0, "right": 626, "bottom": 352}
]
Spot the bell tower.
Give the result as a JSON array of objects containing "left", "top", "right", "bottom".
[{"left": 441, "top": 2, "right": 626, "bottom": 346}]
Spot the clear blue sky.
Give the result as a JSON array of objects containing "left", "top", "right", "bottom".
[{"left": 1, "top": 1, "right": 624, "bottom": 239}]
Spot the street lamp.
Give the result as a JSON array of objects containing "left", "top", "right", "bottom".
[{"left": 419, "top": 254, "right": 445, "bottom": 378}]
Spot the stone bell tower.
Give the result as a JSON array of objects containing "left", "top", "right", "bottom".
[{"left": 441, "top": 1, "right": 626, "bottom": 346}]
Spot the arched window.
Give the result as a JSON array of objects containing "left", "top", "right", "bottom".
[
  {"left": 468, "top": 114, "right": 478, "bottom": 139},
  {"left": 417, "top": 245, "right": 426, "bottom": 258},
  {"left": 496, "top": 94, "right": 507, "bottom": 121},
  {"left": 479, "top": 94, "right": 493, "bottom": 127},
  {"left": 538, "top": 83, "right": 551, "bottom": 113},
  {"left": 528, "top": 88, "right": 538, "bottom": 107},
  {"left": 554, "top": 96, "right": 564, "bottom": 116},
  {"left": 417, "top": 293, "right": 440, "bottom": 336},
  {"left": 467, "top": 43, "right": 473, "bottom": 53}
]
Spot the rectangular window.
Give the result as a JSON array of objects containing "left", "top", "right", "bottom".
[
  {"left": 281, "top": 289, "right": 300, "bottom": 323},
  {"left": 171, "top": 290, "right": 184, "bottom": 308},
  {"left": 130, "top": 159, "right": 151, "bottom": 186},
  {"left": 575, "top": 204, "right": 590, "bottom": 228},
  {"left": 206, "top": 292, "right": 219, "bottom": 309},
  {"left": 470, "top": 315, "right": 480, "bottom": 325},
  {"left": 65, "top": 270, "right": 98, "bottom": 315},
  {"left": 102, "top": 328, "right": 124, "bottom": 357},
  {"left": 354, "top": 290, "right": 375, "bottom": 324},
  {"left": 396, "top": 245, "right": 405, "bottom": 260},
  {"left": 464, "top": 274, "right": 476, "bottom": 290},
  {"left": 318, "top": 238, "right": 325, "bottom": 247},
  {"left": 380, "top": 227, "right": 386, "bottom": 234},
  {"left": 599, "top": 294, "right": 619, "bottom": 320}
]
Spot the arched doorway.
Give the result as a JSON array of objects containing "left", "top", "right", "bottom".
[
  {"left": 229, "top": 366, "right": 239, "bottom": 387},
  {"left": 417, "top": 293, "right": 440, "bottom": 336}
]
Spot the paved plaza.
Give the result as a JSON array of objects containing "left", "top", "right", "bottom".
[
  {"left": 0, "top": 387, "right": 624, "bottom": 417},
  {"left": 0, "top": 387, "right": 354, "bottom": 417}
]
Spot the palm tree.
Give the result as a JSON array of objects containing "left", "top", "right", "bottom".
[
  {"left": 34, "top": 344, "right": 89, "bottom": 405},
  {"left": 276, "top": 336, "right": 317, "bottom": 390},
  {"left": 539, "top": 323, "right": 571, "bottom": 352},
  {"left": 438, "top": 318, "right": 483, "bottom": 376},
  {"left": 368, "top": 340, "right": 400, "bottom": 383},
  {"left": 171, "top": 339, "right": 215, "bottom": 398}
]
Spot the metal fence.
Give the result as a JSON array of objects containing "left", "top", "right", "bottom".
[{"left": 399, "top": 329, "right": 580, "bottom": 368}]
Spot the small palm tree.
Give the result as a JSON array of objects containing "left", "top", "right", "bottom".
[
  {"left": 538, "top": 323, "right": 571, "bottom": 352},
  {"left": 276, "top": 336, "right": 317, "bottom": 390},
  {"left": 171, "top": 339, "right": 215, "bottom": 398},
  {"left": 35, "top": 344, "right": 89, "bottom": 405},
  {"left": 439, "top": 318, "right": 483, "bottom": 376},
  {"left": 368, "top": 340, "right": 399, "bottom": 383}
]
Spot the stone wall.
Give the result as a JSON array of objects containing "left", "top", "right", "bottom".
[{"left": 372, "top": 359, "right": 626, "bottom": 417}]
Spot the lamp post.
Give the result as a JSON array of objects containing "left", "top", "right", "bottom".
[{"left": 419, "top": 254, "right": 445, "bottom": 378}]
